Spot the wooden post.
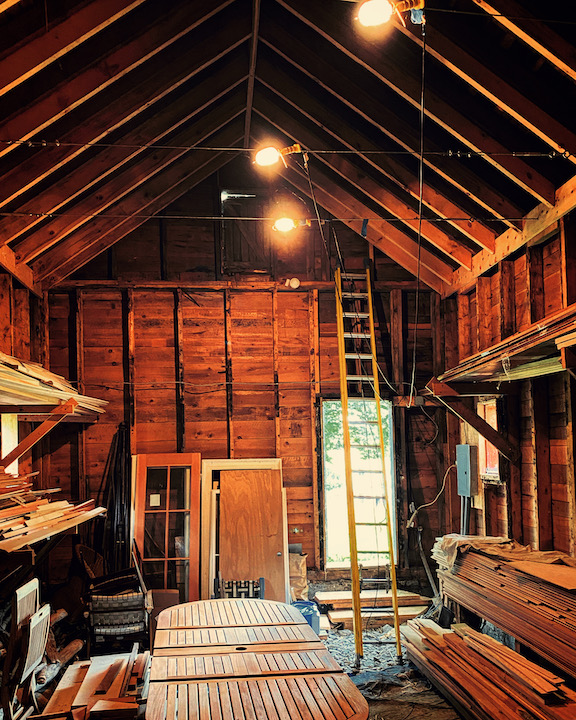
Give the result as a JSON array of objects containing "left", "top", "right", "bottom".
[
  {"left": 564, "top": 373, "right": 576, "bottom": 555},
  {"left": 224, "top": 290, "right": 234, "bottom": 458},
  {"left": 74, "top": 290, "right": 86, "bottom": 503},
  {"left": 309, "top": 290, "right": 321, "bottom": 569},
  {"left": 560, "top": 214, "right": 576, "bottom": 308},
  {"left": 527, "top": 245, "right": 545, "bottom": 323},
  {"left": 457, "top": 293, "right": 470, "bottom": 362},
  {"left": 531, "top": 377, "right": 552, "bottom": 550},
  {"left": 272, "top": 289, "right": 280, "bottom": 460},
  {"left": 499, "top": 394, "right": 522, "bottom": 542},
  {"left": 499, "top": 259, "right": 516, "bottom": 340},
  {"left": 174, "top": 289, "right": 186, "bottom": 452},
  {"left": 476, "top": 276, "right": 492, "bottom": 351},
  {"left": 123, "top": 289, "right": 136, "bottom": 455},
  {"left": 0, "top": 273, "right": 13, "bottom": 355}
]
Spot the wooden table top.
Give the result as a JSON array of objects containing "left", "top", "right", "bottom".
[
  {"left": 150, "top": 646, "right": 341, "bottom": 681},
  {"left": 156, "top": 598, "right": 307, "bottom": 629},
  {"left": 147, "top": 599, "right": 368, "bottom": 720},
  {"left": 147, "top": 673, "right": 368, "bottom": 720},
  {"left": 154, "top": 621, "right": 320, "bottom": 649}
]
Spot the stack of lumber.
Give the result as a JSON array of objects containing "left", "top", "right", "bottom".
[
  {"left": 0, "top": 351, "right": 107, "bottom": 416},
  {"left": 403, "top": 619, "right": 576, "bottom": 720},
  {"left": 39, "top": 647, "right": 149, "bottom": 720},
  {"left": 0, "top": 468, "right": 105, "bottom": 552},
  {"left": 436, "top": 547, "right": 576, "bottom": 678},
  {"left": 313, "top": 589, "right": 431, "bottom": 629}
]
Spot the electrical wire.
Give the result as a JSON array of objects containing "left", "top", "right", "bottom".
[{"left": 406, "top": 462, "right": 456, "bottom": 529}]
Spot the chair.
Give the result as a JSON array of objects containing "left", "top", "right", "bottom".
[
  {"left": 1, "top": 579, "right": 50, "bottom": 720},
  {"left": 214, "top": 574, "right": 265, "bottom": 599}
]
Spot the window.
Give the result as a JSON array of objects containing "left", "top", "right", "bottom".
[
  {"left": 478, "top": 399, "right": 499, "bottom": 480},
  {"left": 321, "top": 398, "right": 395, "bottom": 568},
  {"left": 220, "top": 190, "right": 273, "bottom": 274}
]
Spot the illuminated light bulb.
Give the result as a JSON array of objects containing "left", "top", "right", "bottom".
[
  {"left": 357, "top": 0, "right": 395, "bottom": 26},
  {"left": 254, "top": 146, "right": 282, "bottom": 166},
  {"left": 273, "top": 217, "right": 297, "bottom": 233}
]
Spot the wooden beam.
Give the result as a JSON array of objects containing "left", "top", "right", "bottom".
[
  {"left": 243, "top": 0, "right": 261, "bottom": 147},
  {"left": 2, "top": 64, "right": 248, "bottom": 249},
  {"left": 426, "top": 378, "right": 519, "bottom": 463},
  {"left": 560, "top": 214, "right": 576, "bottom": 308},
  {"left": 564, "top": 374, "right": 576, "bottom": 554},
  {"left": 309, "top": 289, "right": 321, "bottom": 569},
  {"left": 0, "top": 273, "right": 13, "bottom": 355},
  {"left": 35, "top": 125, "right": 244, "bottom": 287},
  {"left": 17, "top": 89, "right": 246, "bottom": 264},
  {"left": 123, "top": 289, "right": 136, "bottom": 455},
  {"left": 0, "top": 0, "right": 236, "bottom": 164},
  {"left": 401, "top": 20, "right": 575, "bottom": 179},
  {"left": 390, "top": 290, "right": 404, "bottom": 391},
  {"left": 282, "top": 164, "right": 448, "bottom": 293},
  {"left": 450, "top": 173, "right": 576, "bottom": 296},
  {"left": 499, "top": 259, "right": 515, "bottom": 340},
  {"left": 0, "top": 246, "right": 39, "bottom": 296},
  {"left": 254, "top": 86, "right": 473, "bottom": 268},
  {"left": 527, "top": 245, "right": 545, "bottom": 323},
  {"left": 476, "top": 276, "right": 492, "bottom": 351},
  {"left": 0, "top": 398, "right": 78, "bottom": 469},
  {"left": 276, "top": 0, "right": 552, "bottom": 214},
  {"left": 471, "top": 0, "right": 576, "bottom": 84},
  {"left": 174, "top": 290, "right": 186, "bottom": 452},
  {"left": 0, "top": 19, "right": 251, "bottom": 212},
  {"left": 259, "top": 33, "right": 498, "bottom": 249},
  {"left": 0, "top": 0, "right": 148, "bottom": 99}
]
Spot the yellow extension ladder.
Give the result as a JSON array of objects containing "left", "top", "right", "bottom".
[{"left": 334, "top": 265, "right": 402, "bottom": 666}]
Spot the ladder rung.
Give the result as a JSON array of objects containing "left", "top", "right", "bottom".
[
  {"left": 357, "top": 550, "right": 390, "bottom": 554},
  {"left": 348, "top": 420, "right": 379, "bottom": 425},
  {"left": 346, "top": 376, "right": 374, "bottom": 382},
  {"left": 342, "top": 273, "right": 368, "bottom": 280},
  {"left": 351, "top": 470, "right": 383, "bottom": 475},
  {"left": 342, "top": 292, "right": 368, "bottom": 299},
  {"left": 356, "top": 522, "right": 388, "bottom": 527},
  {"left": 350, "top": 442, "right": 380, "bottom": 448},
  {"left": 344, "top": 353, "right": 372, "bottom": 360},
  {"left": 342, "top": 312, "right": 370, "bottom": 318},
  {"left": 344, "top": 332, "right": 371, "bottom": 338}
]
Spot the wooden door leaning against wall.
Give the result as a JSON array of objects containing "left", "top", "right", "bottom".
[{"left": 132, "top": 453, "right": 201, "bottom": 602}]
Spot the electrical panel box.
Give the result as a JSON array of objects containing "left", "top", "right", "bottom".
[{"left": 456, "top": 444, "right": 478, "bottom": 498}]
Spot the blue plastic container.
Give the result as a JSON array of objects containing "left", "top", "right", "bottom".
[{"left": 293, "top": 600, "right": 321, "bottom": 635}]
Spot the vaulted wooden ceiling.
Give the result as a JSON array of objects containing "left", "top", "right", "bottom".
[{"left": 0, "top": 0, "right": 575, "bottom": 296}]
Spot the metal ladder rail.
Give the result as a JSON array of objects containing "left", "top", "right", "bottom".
[{"left": 335, "top": 266, "right": 402, "bottom": 665}]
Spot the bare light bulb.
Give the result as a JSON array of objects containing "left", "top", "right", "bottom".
[
  {"left": 254, "top": 146, "right": 281, "bottom": 166},
  {"left": 357, "top": 0, "right": 394, "bottom": 26},
  {"left": 273, "top": 217, "right": 297, "bottom": 233}
]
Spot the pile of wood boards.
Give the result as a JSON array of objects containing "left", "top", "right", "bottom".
[
  {"left": 313, "top": 588, "right": 430, "bottom": 629},
  {"left": 403, "top": 619, "right": 576, "bottom": 720},
  {"left": 38, "top": 647, "right": 149, "bottom": 720},
  {"left": 435, "top": 546, "right": 576, "bottom": 678},
  {"left": 0, "top": 468, "right": 105, "bottom": 552}
]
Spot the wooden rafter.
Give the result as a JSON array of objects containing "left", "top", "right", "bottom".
[
  {"left": 14, "top": 89, "right": 246, "bottom": 265},
  {"left": 0, "top": 0, "right": 148, "bottom": 99},
  {"left": 254, "top": 90, "right": 472, "bottom": 268},
  {"left": 38, "top": 122, "right": 244, "bottom": 288},
  {"left": 472, "top": 0, "right": 576, "bottom": 84},
  {"left": 425, "top": 379, "right": 519, "bottom": 463},
  {"left": 259, "top": 31, "right": 498, "bottom": 249},
  {"left": 0, "top": 22, "right": 251, "bottom": 212},
  {"left": 243, "top": 0, "right": 261, "bottom": 147},
  {"left": 0, "top": 1, "right": 237, "bottom": 164},
  {"left": 400, "top": 20, "right": 576, "bottom": 179},
  {"left": 0, "top": 398, "right": 78, "bottom": 469},
  {"left": 451, "top": 173, "right": 576, "bottom": 295},
  {"left": 0, "top": 246, "right": 38, "bottom": 296},
  {"left": 282, "top": 163, "right": 448, "bottom": 293},
  {"left": 276, "top": 0, "right": 555, "bottom": 210},
  {"left": 4, "top": 69, "right": 247, "bottom": 252}
]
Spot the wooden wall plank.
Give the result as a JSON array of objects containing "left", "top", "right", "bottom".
[{"left": 0, "top": 273, "right": 13, "bottom": 354}]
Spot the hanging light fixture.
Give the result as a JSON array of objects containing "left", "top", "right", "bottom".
[
  {"left": 357, "top": 0, "right": 424, "bottom": 26},
  {"left": 254, "top": 143, "right": 303, "bottom": 168},
  {"left": 272, "top": 216, "right": 297, "bottom": 233}
]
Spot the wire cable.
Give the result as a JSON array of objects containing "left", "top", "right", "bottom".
[{"left": 406, "top": 463, "right": 456, "bottom": 529}]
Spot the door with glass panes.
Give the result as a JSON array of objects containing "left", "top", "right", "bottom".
[{"left": 133, "top": 453, "right": 201, "bottom": 602}]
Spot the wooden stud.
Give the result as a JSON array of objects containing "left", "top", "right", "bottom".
[
  {"left": 390, "top": 290, "right": 404, "bottom": 390},
  {"left": 499, "top": 395, "right": 522, "bottom": 542},
  {"left": 560, "top": 214, "right": 576, "bottom": 308},
  {"left": 531, "top": 378, "right": 553, "bottom": 550},
  {"left": 123, "top": 289, "right": 136, "bottom": 455},
  {"left": 456, "top": 294, "right": 470, "bottom": 362},
  {"left": 224, "top": 290, "right": 234, "bottom": 458},
  {"left": 272, "top": 289, "right": 281, "bottom": 460},
  {"left": 74, "top": 290, "right": 87, "bottom": 503},
  {"left": 174, "top": 290, "right": 186, "bottom": 453},
  {"left": 476, "top": 276, "right": 492, "bottom": 351},
  {"left": 0, "top": 272, "right": 13, "bottom": 355},
  {"left": 527, "top": 245, "right": 545, "bottom": 323},
  {"left": 498, "top": 259, "right": 515, "bottom": 340},
  {"left": 564, "top": 373, "right": 576, "bottom": 555},
  {"left": 309, "top": 290, "right": 320, "bottom": 569}
]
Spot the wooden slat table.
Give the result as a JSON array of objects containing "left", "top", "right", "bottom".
[{"left": 147, "top": 599, "right": 368, "bottom": 720}]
